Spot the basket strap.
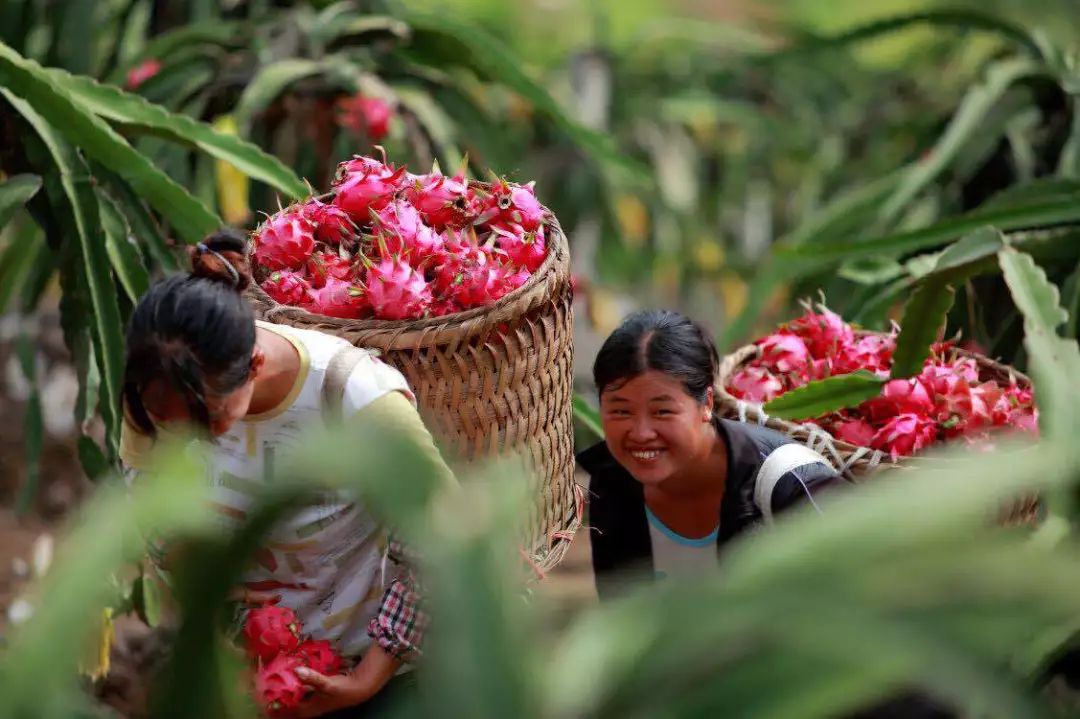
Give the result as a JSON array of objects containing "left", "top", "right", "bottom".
[
  {"left": 322, "top": 343, "right": 375, "bottom": 424},
  {"left": 754, "top": 443, "right": 831, "bottom": 524}
]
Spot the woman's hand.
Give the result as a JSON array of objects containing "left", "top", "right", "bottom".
[{"left": 285, "top": 645, "right": 401, "bottom": 718}]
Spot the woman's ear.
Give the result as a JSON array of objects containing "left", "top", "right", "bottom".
[
  {"left": 703, "top": 386, "right": 715, "bottom": 421},
  {"left": 250, "top": 345, "right": 266, "bottom": 379}
]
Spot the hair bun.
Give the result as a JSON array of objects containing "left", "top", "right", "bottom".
[{"left": 189, "top": 228, "right": 253, "bottom": 291}]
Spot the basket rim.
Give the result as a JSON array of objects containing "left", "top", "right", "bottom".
[{"left": 247, "top": 180, "right": 570, "bottom": 345}]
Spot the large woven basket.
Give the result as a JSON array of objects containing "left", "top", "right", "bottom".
[
  {"left": 246, "top": 196, "right": 580, "bottom": 572},
  {"left": 716, "top": 332, "right": 1040, "bottom": 526}
]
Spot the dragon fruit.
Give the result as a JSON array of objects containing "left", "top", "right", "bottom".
[
  {"left": 374, "top": 200, "right": 443, "bottom": 257},
  {"left": 293, "top": 640, "right": 345, "bottom": 676},
  {"left": 365, "top": 257, "right": 432, "bottom": 320},
  {"left": 305, "top": 250, "right": 355, "bottom": 289},
  {"left": 254, "top": 653, "right": 307, "bottom": 715},
  {"left": 449, "top": 263, "right": 519, "bottom": 309},
  {"left": 481, "top": 180, "right": 545, "bottom": 231},
  {"left": 305, "top": 277, "right": 368, "bottom": 319},
  {"left": 261, "top": 271, "right": 313, "bottom": 306},
  {"left": 243, "top": 606, "right": 301, "bottom": 662},
  {"left": 491, "top": 222, "right": 547, "bottom": 272},
  {"left": 405, "top": 171, "right": 479, "bottom": 229},
  {"left": 253, "top": 206, "right": 317, "bottom": 271},
  {"left": 304, "top": 198, "right": 359, "bottom": 246},
  {"left": 333, "top": 163, "right": 407, "bottom": 221},
  {"left": 431, "top": 231, "right": 491, "bottom": 296}
]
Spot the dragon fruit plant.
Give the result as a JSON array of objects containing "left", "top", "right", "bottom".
[{"left": 253, "top": 151, "right": 550, "bottom": 321}]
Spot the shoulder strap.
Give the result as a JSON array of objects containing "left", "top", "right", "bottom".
[
  {"left": 322, "top": 343, "right": 374, "bottom": 424},
  {"left": 753, "top": 443, "right": 830, "bottom": 524}
]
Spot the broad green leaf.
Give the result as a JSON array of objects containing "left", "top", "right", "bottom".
[
  {"left": 931, "top": 225, "right": 1006, "bottom": 274},
  {"left": 890, "top": 280, "right": 955, "bottom": 379},
  {"left": 233, "top": 59, "right": 326, "bottom": 132},
  {"left": 46, "top": 67, "right": 307, "bottom": 200},
  {"left": 0, "top": 173, "right": 41, "bottom": 230},
  {"left": 98, "top": 190, "right": 149, "bottom": 301},
  {"left": 1023, "top": 323, "right": 1080, "bottom": 444},
  {"left": 0, "top": 42, "right": 220, "bottom": 244},
  {"left": 97, "top": 167, "right": 179, "bottom": 271},
  {"left": 401, "top": 11, "right": 643, "bottom": 175},
  {"left": 763, "top": 370, "right": 885, "bottom": 420},
  {"left": 776, "top": 190, "right": 1080, "bottom": 277},
  {"left": 999, "top": 247, "right": 1068, "bottom": 331},
  {"left": 878, "top": 58, "right": 1044, "bottom": 226},
  {"left": 572, "top": 393, "right": 603, "bottom": 438},
  {"left": 4, "top": 91, "right": 124, "bottom": 458}
]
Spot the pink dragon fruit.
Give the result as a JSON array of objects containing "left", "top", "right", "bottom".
[
  {"left": 293, "top": 640, "right": 345, "bottom": 676},
  {"left": 243, "top": 606, "right": 301, "bottom": 662},
  {"left": 305, "top": 277, "right": 368, "bottom": 319},
  {"left": 333, "top": 163, "right": 407, "bottom": 221},
  {"left": 335, "top": 152, "right": 395, "bottom": 181},
  {"left": 405, "top": 171, "right": 479, "bottom": 229},
  {"left": 254, "top": 653, "right": 307, "bottom": 715},
  {"left": 364, "top": 257, "right": 432, "bottom": 320},
  {"left": 304, "top": 198, "right": 359, "bottom": 246},
  {"left": 448, "top": 264, "right": 519, "bottom": 309},
  {"left": 491, "top": 222, "right": 547, "bottom": 272},
  {"left": 253, "top": 206, "right": 317, "bottom": 271},
  {"left": 261, "top": 271, "right": 313, "bottom": 306},
  {"left": 432, "top": 230, "right": 491, "bottom": 296},
  {"left": 305, "top": 250, "right": 355, "bottom": 289},
  {"left": 373, "top": 200, "right": 443, "bottom": 257},
  {"left": 481, "top": 180, "right": 545, "bottom": 231}
]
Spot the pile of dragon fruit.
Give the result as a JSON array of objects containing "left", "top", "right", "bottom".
[
  {"left": 725, "top": 304, "right": 1038, "bottom": 459},
  {"left": 244, "top": 605, "right": 345, "bottom": 715},
  {"left": 253, "top": 152, "right": 548, "bottom": 320}
]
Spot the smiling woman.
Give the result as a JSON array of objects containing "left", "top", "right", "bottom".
[{"left": 577, "top": 310, "right": 844, "bottom": 598}]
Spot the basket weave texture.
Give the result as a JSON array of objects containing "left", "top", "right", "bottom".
[
  {"left": 246, "top": 190, "right": 580, "bottom": 571},
  {"left": 716, "top": 332, "right": 1040, "bottom": 526}
]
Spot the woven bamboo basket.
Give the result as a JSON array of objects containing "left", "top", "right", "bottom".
[
  {"left": 716, "top": 332, "right": 1041, "bottom": 527},
  {"left": 246, "top": 190, "right": 580, "bottom": 572}
]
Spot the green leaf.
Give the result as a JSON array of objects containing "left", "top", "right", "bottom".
[
  {"left": 319, "top": 15, "right": 411, "bottom": 48},
  {"left": 51, "top": 0, "right": 97, "bottom": 75},
  {"left": 116, "top": 0, "right": 152, "bottom": 67},
  {"left": 1023, "top": 323, "right": 1080, "bottom": 443},
  {"left": 890, "top": 280, "right": 955, "bottom": 379},
  {"left": 763, "top": 371, "right": 885, "bottom": 421},
  {"left": 776, "top": 189, "right": 1080, "bottom": 277},
  {"left": 572, "top": 393, "right": 603, "bottom": 438},
  {"left": 999, "top": 247, "right": 1068, "bottom": 332},
  {"left": 233, "top": 59, "right": 326, "bottom": 132},
  {"left": 98, "top": 190, "right": 149, "bottom": 301},
  {"left": 135, "top": 572, "right": 162, "bottom": 628},
  {"left": 46, "top": 68, "right": 307, "bottom": 200},
  {"left": 0, "top": 42, "right": 220, "bottom": 244},
  {"left": 878, "top": 58, "right": 1044, "bottom": 227},
  {"left": 401, "top": 11, "right": 643, "bottom": 175},
  {"left": 98, "top": 168, "right": 179, "bottom": 271},
  {"left": 931, "top": 225, "right": 1007, "bottom": 274},
  {"left": 4, "top": 91, "right": 124, "bottom": 459},
  {"left": 0, "top": 173, "right": 41, "bottom": 230}
]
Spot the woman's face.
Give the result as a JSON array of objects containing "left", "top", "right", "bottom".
[
  {"left": 599, "top": 369, "right": 714, "bottom": 488},
  {"left": 142, "top": 349, "right": 263, "bottom": 437}
]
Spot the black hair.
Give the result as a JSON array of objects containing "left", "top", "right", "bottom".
[
  {"left": 593, "top": 309, "right": 719, "bottom": 404},
  {"left": 122, "top": 228, "right": 256, "bottom": 437}
]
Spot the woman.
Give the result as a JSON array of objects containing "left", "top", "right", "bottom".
[
  {"left": 120, "top": 229, "right": 455, "bottom": 718},
  {"left": 578, "top": 309, "right": 842, "bottom": 597},
  {"left": 578, "top": 309, "right": 954, "bottom": 718}
]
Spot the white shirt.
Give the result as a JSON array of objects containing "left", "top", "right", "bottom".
[{"left": 645, "top": 506, "right": 720, "bottom": 580}]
